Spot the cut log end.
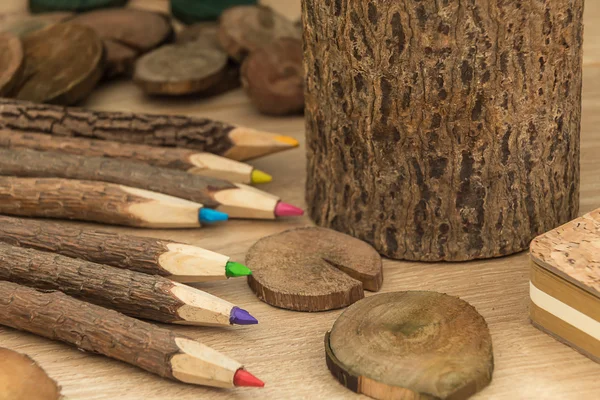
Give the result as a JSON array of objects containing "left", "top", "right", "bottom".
[
  {"left": 327, "top": 292, "right": 494, "bottom": 400},
  {"left": 246, "top": 227, "right": 382, "bottom": 312}
]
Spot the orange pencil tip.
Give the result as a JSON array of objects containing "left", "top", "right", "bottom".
[{"left": 274, "top": 135, "right": 299, "bottom": 147}]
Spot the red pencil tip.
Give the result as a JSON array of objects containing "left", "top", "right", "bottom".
[
  {"left": 234, "top": 369, "right": 265, "bottom": 388},
  {"left": 274, "top": 201, "right": 304, "bottom": 217}
]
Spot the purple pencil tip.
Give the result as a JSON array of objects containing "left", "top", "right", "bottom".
[{"left": 230, "top": 307, "right": 258, "bottom": 325}]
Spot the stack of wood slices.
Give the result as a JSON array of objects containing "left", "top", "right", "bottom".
[
  {"left": 0, "top": 2, "right": 303, "bottom": 115},
  {"left": 530, "top": 209, "right": 600, "bottom": 363}
]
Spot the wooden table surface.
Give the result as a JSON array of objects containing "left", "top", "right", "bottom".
[{"left": 1, "top": 1, "right": 599, "bottom": 399}]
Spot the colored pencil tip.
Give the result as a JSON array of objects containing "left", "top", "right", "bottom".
[
  {"left": 251, "top": 169, "right": 273, "bottom": 184},
  {"left": 234, "top": 369, "right": 265, "bottom": 388},
  {"left": 199, "top": 208, "right": 229, "bottom": 223},
  {"left": 274, "top": 135, "right": 299, "bottom": 147},
  {"left": 226, "top": 261, "right": 252, "bottom": 278},
  {"left": 229, "top": 307, "right": 258, "bottom": 325},
  {"left": 274, "top": 201, "right": 304, "bottom": 218}
]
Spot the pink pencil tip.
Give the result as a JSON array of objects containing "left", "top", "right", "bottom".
[
  {"left": 234, "top": 369, "right": 265, "bottom": 388},
  {"left": 275, "top": 201, "right": 304, "bottom": 217}
]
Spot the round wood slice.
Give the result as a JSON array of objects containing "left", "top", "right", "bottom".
[
  {"left": 67, "top": 8, "right": 173, "bottom": 52},
  {"left": 326, "top": 292, "right": 494, "bottom": 400},
  {"left": 0, "top": 32, "right": 24, "bottom": 96},
  {"left": 176, "top": 23, "right": 241, "bottom": 96},
  {"left": 218, "top": 5, "right": 299, "bottom": 61},
  {"left": 0, "top": 347, "right": 61, "bottom": 400},
  {"left": 0, "top": 12, "right": 73, "bottom": 37},
  {"left": 171, "top": 0, "right": 258, "bottom": 24},
  {"left": 246, "top": 227, "right": 383, "bottom": 312},
  {"left": 133, "top": 41, "right": 228, "bottom": 95},
  {"left": 14, "top": 22, "right": 104, "bottom": 105},
  {"left": 103, "top": 38, "right": 137, "bottom": 78},
  {"left": 241, "top": 37, "right": 303, "bottom": 115},
  {"left": 29, "top": 0, "right": 127, "bottom": 13}
]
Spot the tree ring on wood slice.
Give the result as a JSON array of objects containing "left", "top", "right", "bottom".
[
  {"left": 67, "top": 8, "right": 173, "bottom": 53},
  {"left": 0, "top": 32, "right": 24, "bottom": 96},
  {"left": 217, "top": 5, "right": 299, "bottom": 61},
  {"left": 0, "top": 12, "right": 74, "bottom": 38},
  {"left": 14, "top": 22, "right": 104, "bottom": 105},
  {"left": 241, "top": 37, "right": 303, "bottom": 115},
  {"left": 246, "top": 227, "right": 383, "bottom": 312},
  {"left": 0, "top": 347, "right": 62, "bottom": 400},
  {"left": 134, "top": 42, "right": 228, "bottom": 95},
  {"left": 29, "top": 0, "right": 128, "bottom": 13},
  {"left": 326, "top": 292, "right": 494, "bottom": 400}
]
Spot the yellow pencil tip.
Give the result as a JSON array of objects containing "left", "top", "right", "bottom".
[
  {"left": 274, "top": 135, "right": 299, "bottom": 147},
  {"left": 251, "top": 169, "right": 273, "bottom": 184}
]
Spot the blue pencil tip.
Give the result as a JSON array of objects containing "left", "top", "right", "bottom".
[{"left": 199, "top": 208, "right": 229, "bottom": 223}]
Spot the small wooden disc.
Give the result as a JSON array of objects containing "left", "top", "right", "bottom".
[
  {"left": 176, "top": 23, "right": 241, "bottom": 96},
  {"left": 0, "top": 347, "right": 62, "bottom": 400},
  {"left": 0, "top": 32, "right": 24, "bottom": 96},
  {"left": 0, "top": 12, "right": 73, "bottom": 37},
  {"left": 14, "top": 22, "right": 104, "bottom": 105},
  {"left": 29, "top": 0, "right": 127, "bottom": 13},
  {"left": 241, "top": 37, "right": 304, "bottom": 115},
  {"left": 103, "top": 38, "right": 137, "bottom": 78},
  {"left": 246, "top": 227, "right": 383, "bottom": 312},
  {"left": 134, "top": 41, "right": 228, "bottom": 95},
  {"left": 326, "top": 292, "right": 494, "bottom": 400},
  {"left": 67, "top": 8, "right": 173, "bottom": 52},
  {"left": 218, "top": 5, "right": 299, "bottom": 61}
]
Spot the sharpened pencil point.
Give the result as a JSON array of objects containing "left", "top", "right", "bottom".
[
  {"left": 199, "top": 208, "right": 229, "bottom": 223},
  {"left": 234, "top": 369, "right": 265, "bottom": 388},
  {"left": 274, "top": 135, "right": 299, "bottom": 147},
  {"left": 230, "top": 307, "right": 258, "bottom": 325},
  {"left": 251, "top": 169, "right": 273, "bottom": 184},
  {"left": 226, "top": 261, "right": 252, "bottom": 278},
  {"left": 274, "top": 202, "right": 304, "bottom": 217}
]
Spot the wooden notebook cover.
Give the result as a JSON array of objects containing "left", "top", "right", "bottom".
[{"left": 530, "top": 209, "right": 600, "bottom": 299}]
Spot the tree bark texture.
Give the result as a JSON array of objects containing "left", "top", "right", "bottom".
[
  {"left": 0, "top": 216, "right": 172, "bottom": 277},
  {"left": 303, "top": 0, "right": 583, "bottom": 261},
  {"left": 0, "top": 243, "right": 185, "bottom": 323},
  {"left": 0, "top": 98, "right": 236, "bottom": 154},
  {"left": 0, "top": 130, "right": 201, "bottom": 172},
  {"left": 0, "top": 176, "right": 151, "bottom": 227},
  {"left": 0, "top": 280, "right": 181, "bottom": 380},
  {"left": 0, "top": 148, "right": 236, "bottom": 208}
]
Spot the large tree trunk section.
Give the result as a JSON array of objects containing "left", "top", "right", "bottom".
[{"left": 303, "top": 1, "right": 583, "bottom": 261}]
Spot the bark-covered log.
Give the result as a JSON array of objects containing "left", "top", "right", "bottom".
[{"left": 303, "top": 0, "right": 583, "bottom": 261}]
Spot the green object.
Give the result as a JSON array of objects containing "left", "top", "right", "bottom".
[
  {"left": 29, "top": 0, "right": 128, "bottom": 13},
  {"left": 171, "top": 0, "right": 258, "bottom": 24},
  {"left": 225, "top": 261, "right": 252, "bottom": 278}
]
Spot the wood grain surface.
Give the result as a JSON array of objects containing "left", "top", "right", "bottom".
[{"left": 0, "top": 1, "right": 598, "bottom": 399}]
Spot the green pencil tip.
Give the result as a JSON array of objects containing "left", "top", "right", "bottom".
[
  {"left": 251, "top": 169, "right": 273, "bottom": 184},
  {"left": 226, "top": 261, "right": 252, "bottom": 278}
]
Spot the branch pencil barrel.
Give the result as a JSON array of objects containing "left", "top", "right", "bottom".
[
  {"left": 0, "top": 148, "right": 303, "bottom": 219},
  {"left": 0, "top": 216, "right": 252, "bottom": 282},
  {"left": 0, "top": 130, "right": 272, "bottom": 184},
  {"left": 0, "top": 243, "right": 257, "bottom": 326},
  {"left": 0, "top": 281, "right": 264, "bottom": 388},
  {"left": 0, "top": 98, "right": 299, "bottom": 161},
  {"left": 0, "top": 176, "right": 228, "bottom": 228}
]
